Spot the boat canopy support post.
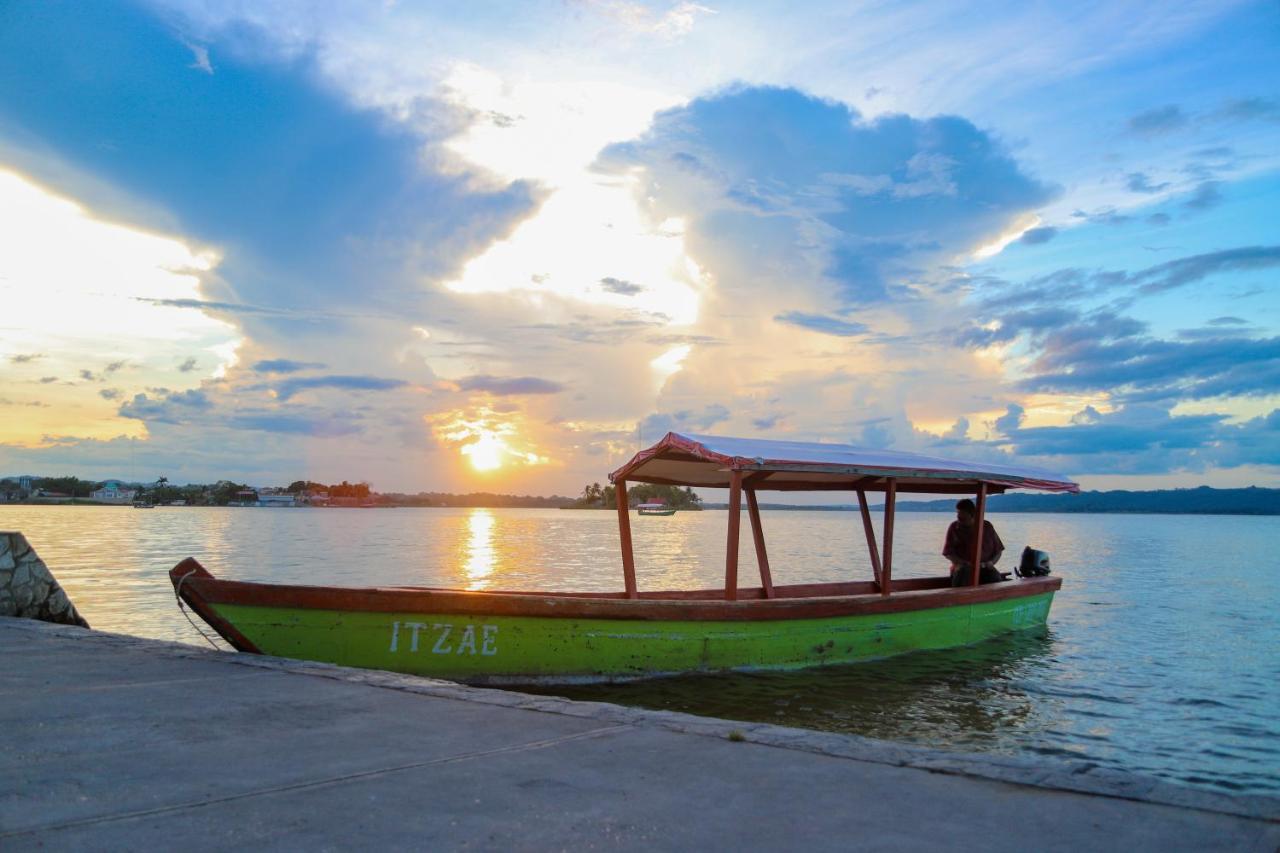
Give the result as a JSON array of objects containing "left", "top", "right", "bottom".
[
  {"left": 615, "top": 478, "right": 638, "bottom": 599},
  {"left": 971, "top": 482, "right": 987, "bottom": 588},
  {"left": 725, "top": 470, "right": 743, "bottom": 601},
  {"left": 856, "top": 488, "right": 882, "bottom": 590},
  {"left": 881, "top": 478, "right": 896, "bottom": 597},
  {"left": 745, "top": 487, "right": 775, "bottom": 599}
]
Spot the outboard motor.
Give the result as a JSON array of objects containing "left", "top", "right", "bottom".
[{"left": 1017, "top": 547, "right": 1051, "bottom": 578}]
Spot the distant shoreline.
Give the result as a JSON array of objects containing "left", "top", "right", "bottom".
[
  {"left": 5, "top": 486, "right": 1276, "bottom": 515},
  {"left": 706, "top": 486, "right": 1280, "bottom": 516}
]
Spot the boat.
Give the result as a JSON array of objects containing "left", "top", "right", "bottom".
[
  {"left": 637, "top": 501, "right": 677, "bottom": 516},
  {"left": 170, "top": 432, "right": 1078, "bottom": 684},
  {"left": 132, "top": 501, "right": 155, "bottom": 509}
]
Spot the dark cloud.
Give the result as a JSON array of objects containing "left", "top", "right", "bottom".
[
  {"left": 1071, "top": 207, "right": 1133, "bottom": 227},
  {"left": 1019, "top": 226, "right": 1057, "bottom": 245},
  {"left": 253, "top": 359, "right": 326, "bottom": 374},
  {"left": 275, "top": 375, "right": 409, "bottom": 401},
  {"left": 1208, "top": 316, "right": 1247, "bottom": 326},
  {"left": 78, "top": 369, "right": 98, "bottom": 382},
  {"left": 774, "top": 311, "right": 869, "bottom": 337},
  {"left": 600, "top": 276, "right": 643, "bottom": 295},
  {"left": 751, "top": 413, "right": 785, "bottom": 430},
  {"left": 38, "top": 376, "right": 58, "bottom": 384},
  {"left": 1214, "top": 97, "right": 1280, "bottom": 123},
  {"left": 953, "top": 307, "right": 1080, "bottom": 348},
  {"left": 994, "top": 404, "right": 1280, "bottom": 474},
  {"left": 1182, "top": 181, "right": 1223, "bottom": 212},
  {"left": 993, "top": 404, "right": 1025, "bottom": 435},
  {"left": 456, "top": 375, "right": 566, "bottom": 395},
  {"left": 1127, "top": 105, "right": 1187, "bottom": 136},
  {"left": 228, "top": 412, "right": 363, "bottom": 438},
  {"left": 641, "top": 404, "right": 731, "bottom": 437},
  {"left": 8, "top": 353, "right": 43, "bottom": 364},
  {"left": 99, "top": 388, "right": 122, "bottom": 401},
  {"left": 1126, "top": 172, "right": 1169, "bottom": 194},
  {"left": 977, "top": 246, "right": 1280, "bottom": 312},
  {"left": 178, "top": 357, "right": 199, "bottom": 373},
  {"left": 1021, "top": 333, "right": 1280, "bottom": 403},
  {"left": 1131, "top": 245, "right": 1278, "bottom": 294},
  {"left": 119, "top": 389, "right": 213, "bottom": 423},
  {"left": 104, "top": 360, "right": 126, "bottom": 374}
]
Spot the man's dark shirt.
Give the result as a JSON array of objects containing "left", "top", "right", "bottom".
[{"left": 943, "top": 520, "right": 1004, "bottom": 565}]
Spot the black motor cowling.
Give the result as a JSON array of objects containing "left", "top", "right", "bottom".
[{"left": 1017, "top": 546, "right": 1051, "bottom": 578}]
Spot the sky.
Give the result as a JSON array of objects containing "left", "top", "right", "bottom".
[{"left": 0, "top": 0, "right": 1277, "bottom": 495}]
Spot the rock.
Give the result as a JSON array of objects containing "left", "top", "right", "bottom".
[
  {"left": 0, "top": 532, "right": 88, "bottom": 628},
  {"left": 11, "top": 562, "right": 30, "bottom": 588},
  {"left": 47, "top": 587, "right": 70, "bottom": 615}
]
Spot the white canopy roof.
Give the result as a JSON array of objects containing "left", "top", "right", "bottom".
[{"left": 610, "top": 432, "right": 1079, "bottom": 494}]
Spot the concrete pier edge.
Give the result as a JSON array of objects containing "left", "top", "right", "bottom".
[{"left": 6, "top": 616, "right": 1276, "bottom": 825}]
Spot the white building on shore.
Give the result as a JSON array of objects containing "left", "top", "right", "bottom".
[{"left": 90, "top": 480, "right": 137, "bottom": 504}]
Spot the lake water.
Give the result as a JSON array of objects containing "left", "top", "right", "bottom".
[{"left": 3, "top": 505, "right": 1277, "bottom": 796}]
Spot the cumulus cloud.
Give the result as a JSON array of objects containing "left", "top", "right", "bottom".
[{"left": 598, "top": 85, "right": 1055, "bottom": 308}]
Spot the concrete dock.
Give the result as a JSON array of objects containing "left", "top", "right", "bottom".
[{"left": 2, "top": 617, "right": 1277, "bottom": 851}]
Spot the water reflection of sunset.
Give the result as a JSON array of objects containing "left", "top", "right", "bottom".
[{"left": 463, "top": 508, "right": 497, "bottom": 589}]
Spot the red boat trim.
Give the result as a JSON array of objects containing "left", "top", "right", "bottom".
[
  {"left": 169, "top": 559, "right": 1060, "bottom": 624},
  {"left": 170, "top": 559, "right": 264, "bottom": 653}
]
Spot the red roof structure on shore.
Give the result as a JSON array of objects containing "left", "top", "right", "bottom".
[{"left": 610, "top": 432, "right": 1079, "bottom": 494}]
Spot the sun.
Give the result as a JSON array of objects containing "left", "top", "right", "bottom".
[
  {"left": 462, "top": 431, "right": 506, "bottom": 471},
  {"left": 431, "top": 407, "right": 549, "bottom": 474}
]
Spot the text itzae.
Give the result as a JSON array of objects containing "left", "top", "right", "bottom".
[{"left": 389, "top": 621, "right": 498, "bottom": 656}]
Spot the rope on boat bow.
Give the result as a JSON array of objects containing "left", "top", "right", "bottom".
[{"left": 174, "top": 568, "right": 223, "bottom": 650}]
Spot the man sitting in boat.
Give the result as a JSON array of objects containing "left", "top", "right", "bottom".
[{"left": 943, "top": 499, "right": 1005, "bottom": 586}]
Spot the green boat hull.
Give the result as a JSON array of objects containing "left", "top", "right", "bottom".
[{"left": 209, "top": 591, "right": 1054, "bottom": 684}]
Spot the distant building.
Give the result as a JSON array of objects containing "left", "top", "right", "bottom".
[
  {"left": 256, "top": 492, "right": 297, "bottom": 507},
  {"left": 91, "top": 480, "right": 137, "bottom": 504}
]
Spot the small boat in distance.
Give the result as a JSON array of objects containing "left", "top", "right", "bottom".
[
  {"left": 637, "top": 501, "right": 677, "bottom": 516},
  {"left": 132, "top": 501, "right": 155, "bottom": 509},
  {"left": 171, "top": 432, "right": 1078, "bottom": 684}
]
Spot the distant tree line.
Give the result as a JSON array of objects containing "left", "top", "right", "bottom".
[{"left": 571, "top": 482, "right": 702, "bottom": 510}]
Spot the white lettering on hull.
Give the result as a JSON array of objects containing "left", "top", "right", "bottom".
[{"left": 390, "top": 621, "right": 499, "bottom": 656}]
